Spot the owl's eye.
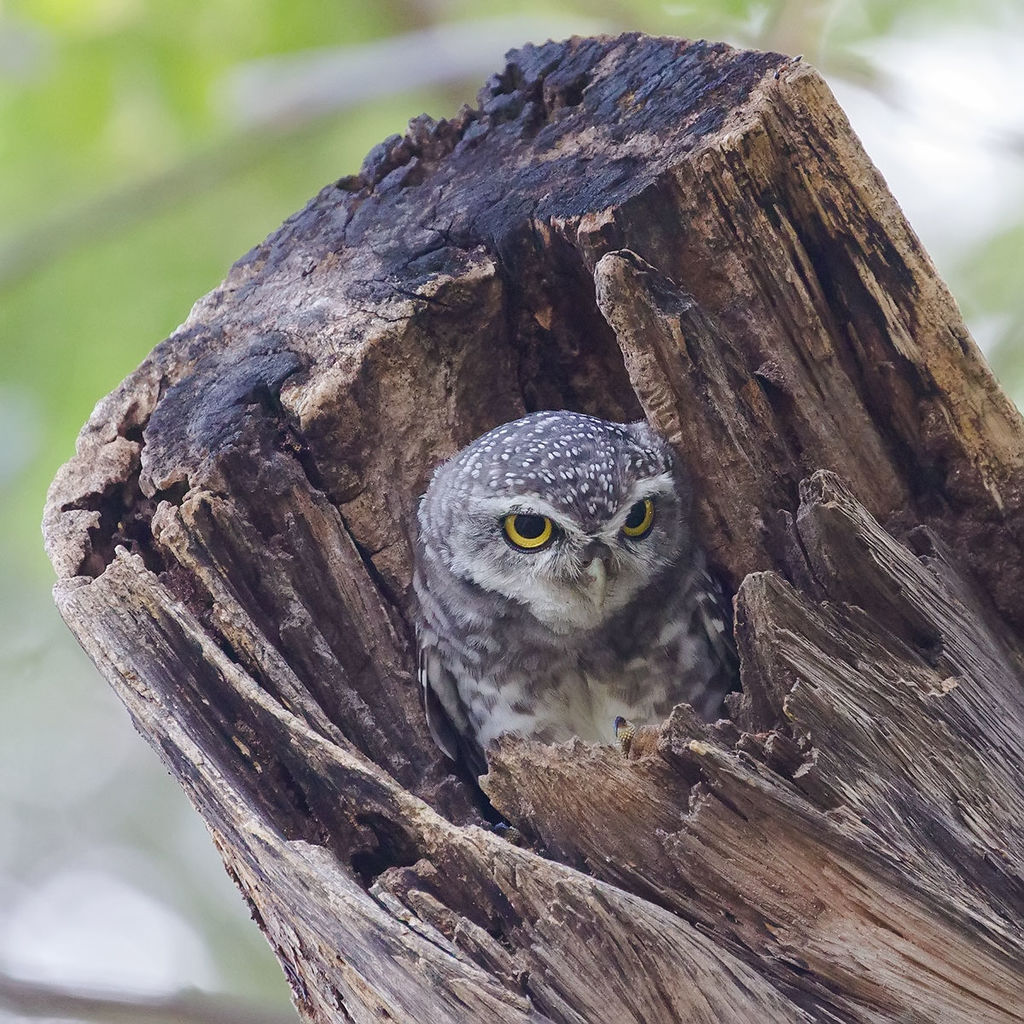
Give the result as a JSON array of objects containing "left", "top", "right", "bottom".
[
  {"left": 503, "top": 513, "right": 554, "bottom": 550},
  {"left": 622, "top": 498, "right": 655, "bottom": 538}
]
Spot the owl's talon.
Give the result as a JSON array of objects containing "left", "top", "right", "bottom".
[
  {"left": 492, "top": 821, "right": 523, "bottom": 845},
  {"left": 615, "top": 716, "right": 636, "bottom": 756}
]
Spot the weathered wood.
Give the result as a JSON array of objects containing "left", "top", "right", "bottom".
[{"left": 44, "top": 33, "right": 1024, "bottom": 1023}]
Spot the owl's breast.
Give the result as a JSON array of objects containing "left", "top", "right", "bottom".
[
  {"left": 433, "top": 561, "right": 732, "bottom": 758},
  {"left": 464, "top": 630, "right": 690, "bottom": 750}
]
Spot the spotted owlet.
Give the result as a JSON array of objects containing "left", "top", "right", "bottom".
[{"left": 413, "top": 411, "right": 735, "bottom": 776}]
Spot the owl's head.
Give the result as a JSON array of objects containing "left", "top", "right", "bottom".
[{"left": 417, "top": 411, "right": 693, "bottom": 634}]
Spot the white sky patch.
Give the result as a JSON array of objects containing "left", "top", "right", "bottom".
[
  {"left": 0, "top": 869, "right": 215, "bottom": 992},
  {"left": 832, "top": 28, "right": 1024, "bottom": 284}
]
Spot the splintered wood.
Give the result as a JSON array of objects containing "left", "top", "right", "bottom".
[{"left": 44, "top": 34, "right": 1024, "bottom": 1024}]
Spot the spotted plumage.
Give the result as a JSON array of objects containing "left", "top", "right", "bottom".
[{"left": 412, "top": 411, "right": 736, "bottom": 776}]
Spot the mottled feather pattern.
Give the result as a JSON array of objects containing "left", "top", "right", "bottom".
[{"left": 413, "top": 411, "right": 736, "bottom": 775}]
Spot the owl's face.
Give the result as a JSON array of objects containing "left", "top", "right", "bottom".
[{"left": 418, "top": 412, "right": 692, "bottom": 634}]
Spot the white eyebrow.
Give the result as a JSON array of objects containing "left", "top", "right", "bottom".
[
  {"left": 602, "top": 472, "right": 676, "bottom": 533},
  {"left": 470, "top": 471, "right": 675, "bottom": 537}
]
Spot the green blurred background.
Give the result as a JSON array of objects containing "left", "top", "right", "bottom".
[{"left": 1, "top": 0, "right": 1021, "bottom": 1020}]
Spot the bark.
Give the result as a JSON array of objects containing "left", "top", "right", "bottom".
[{"left": 43, "top": 33, "right": 1024, "bottom": 1024}]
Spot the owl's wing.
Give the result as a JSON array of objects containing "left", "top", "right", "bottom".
[
  {"left": 418, "top": 637, "right": 487, "bottom": 777},
  {"left": 692, "top": 570, "right": 739, "bottom": 717}
]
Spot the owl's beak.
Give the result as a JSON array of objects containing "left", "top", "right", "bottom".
[
  {"left": 580, "top": 541, "right": 613, "bottom": 607},
  {"left": 584, "top": 559, "right": 608, "bottom": 606}
]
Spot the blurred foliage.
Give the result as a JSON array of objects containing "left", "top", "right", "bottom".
[
  {"left": 1, "top": 0, "right": 1021, "bottom": 1013},
  {"left": 966, "top": 220, "right": 1024, "bottom": 396}
]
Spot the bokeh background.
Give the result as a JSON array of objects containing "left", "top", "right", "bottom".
[{"left": 1, "top": 1, "right": 1021, "bottom": 1021}]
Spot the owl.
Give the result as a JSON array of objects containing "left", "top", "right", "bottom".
[{"left": 412, "top": 411, "right": 735, "bottom": 776}]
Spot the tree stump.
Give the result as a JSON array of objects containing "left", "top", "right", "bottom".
[{"left": 44, "top": 33, "right": 1024, "bottom": 1024}]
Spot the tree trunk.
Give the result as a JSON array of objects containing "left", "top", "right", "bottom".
[{"left": 43, "top": 33, "right": 1024, "bottom": 1024}]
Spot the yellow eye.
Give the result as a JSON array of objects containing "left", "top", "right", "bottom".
[
  {"left": 503, "top": 513, "right": 554, "bottom": 550},
  {"left": 622, "top": 498, "right": 655, "bottom": 538}
]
